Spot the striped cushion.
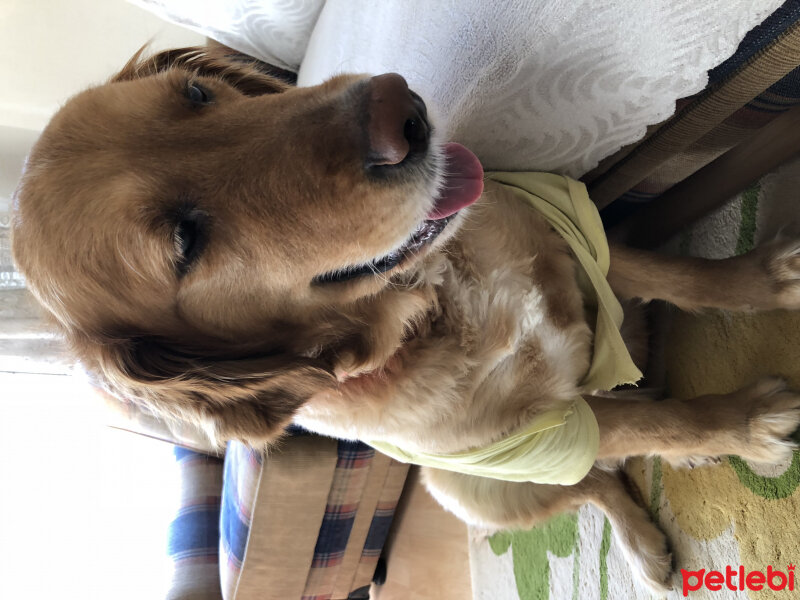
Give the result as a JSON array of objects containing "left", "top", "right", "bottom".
[
  {"left": 354, "top": 459, "right": 409, "bottom": 584},
  {"left": 220, "top": 437, "right": 408, "bottom": 600},
  {"left": 302, "top": 442, "right": 375, "bottom": 599},
  {"left": 167, "top": 447, "right": 225, "bottom": 600}
]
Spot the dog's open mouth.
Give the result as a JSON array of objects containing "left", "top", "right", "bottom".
[{"left": 313, "top": 143, "right": 484, "bottom": 285}]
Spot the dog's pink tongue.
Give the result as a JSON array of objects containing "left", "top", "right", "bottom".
[{"left": 427, "top": 143, "right": 484, "bottom": 220}]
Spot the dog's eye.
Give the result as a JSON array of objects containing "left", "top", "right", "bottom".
[
  {"left": 186, "top": 82, "right": 212, "bottom": 106},
  {"left": 173, "top": 210, "right": 208, "bottom": 275}
]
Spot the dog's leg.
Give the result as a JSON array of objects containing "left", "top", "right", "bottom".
[
  {"left": 588, "top": 378, "right": 800, "bottom": 467},
  {"left": 422, "top": 466, "right": 672, "bottom": 593},
  {"left": 584, "top": 470, "right": 673, "bottom": 593},
  {"left": 607, "top": 240, "right": 800, "bottom": 311}
]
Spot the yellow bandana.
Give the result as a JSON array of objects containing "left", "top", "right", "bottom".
[{"left": 368, "top": 172, "right": 642, "bottom": 485}]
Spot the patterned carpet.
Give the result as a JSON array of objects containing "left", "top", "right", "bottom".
[{"left": 469, "top": 158, "right": 800, "bottom": 600}]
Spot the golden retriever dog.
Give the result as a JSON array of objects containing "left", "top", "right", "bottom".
[{"left": 12, "top": 46, "right": 800, "bottom": 592}]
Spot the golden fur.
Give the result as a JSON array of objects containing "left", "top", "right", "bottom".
[{"left": 12, "top": 46, "right": 800, "bottom": 592}]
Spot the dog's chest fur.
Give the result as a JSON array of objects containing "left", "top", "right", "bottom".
[{"left": 295, "top": 182, "right": 593, "bottom": 453}]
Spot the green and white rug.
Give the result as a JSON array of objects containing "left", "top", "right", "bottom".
[{"left": 469, "top": 158, "right": 800, "bottom": 600}]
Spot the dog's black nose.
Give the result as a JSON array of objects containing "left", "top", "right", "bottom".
[{"left": 366, "top": 73, "right": 430, "bottom": 167}]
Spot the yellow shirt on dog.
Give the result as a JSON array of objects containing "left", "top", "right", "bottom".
[{"left": 369, "top": 172, "right": 642, "bottom": 486}]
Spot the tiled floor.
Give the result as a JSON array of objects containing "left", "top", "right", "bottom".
[{"left": 371, "top": 467, "right": 472, "bottom": 600}]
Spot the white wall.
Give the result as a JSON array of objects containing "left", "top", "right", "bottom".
[
  {"left": 0, "top": 0, "right": 204, "bottom": 204},
  {"left": 0, "top": 0, "right": 204, "bottom": 131}
]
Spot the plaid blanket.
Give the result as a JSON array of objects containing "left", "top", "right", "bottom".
[
  {"left": 219, "top": 442, "right": 261, "bottom": 594},
  {"left": 167, "top": 447, "right": 225, "bottom": 600}
]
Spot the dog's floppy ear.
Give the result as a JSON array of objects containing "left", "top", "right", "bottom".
[
  {"left": 112, "top": 44, "right": 295, "bottom": 92},
  {"left": 77, "top": 333, "right": 335, "bottom": 447}
]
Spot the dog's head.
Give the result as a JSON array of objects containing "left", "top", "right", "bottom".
[{"left": 12, "top": 46, "right": 483, "bottom": 444}]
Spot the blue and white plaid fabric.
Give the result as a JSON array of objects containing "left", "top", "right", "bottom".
[
  {"left": 167, "top": 447, "right": 224, "bottom": 600},
  {"left": 219, "top": 442, "right": 261, "bottom": 595},
  {"left": 161, "top": 432, "right": 408, "bottom": 599}
]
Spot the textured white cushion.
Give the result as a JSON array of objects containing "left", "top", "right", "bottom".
[
  {"left": 127, "top": 0, "right": 326, "bottom": 71},
  {"left": 298, "top": 0, "right": 782, "bottom": 177},
  {"left": 129, "top": 0, "right": 781, "bottom": 176}
]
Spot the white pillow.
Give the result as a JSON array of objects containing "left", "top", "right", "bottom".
[{"left": 127, "top": 0, "right": 326, "bottom": 71}]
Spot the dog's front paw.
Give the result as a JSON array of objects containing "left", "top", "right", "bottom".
[
  {"left": 639, "top": 556, "right": 674, "bottom": 597},
  {"left": 761, "top": 239, "right": 800, "bottom": 310},
  {"left": 738, "top": 377, "right": 800, "bottom": 464},
  {"left": 625, "top": 521, "right": 674, "bottom": 595}
]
